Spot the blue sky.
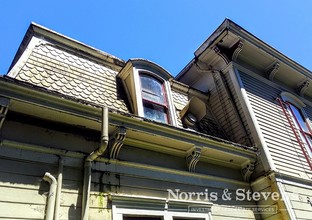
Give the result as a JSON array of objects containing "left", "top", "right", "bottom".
[{"left": 1, "top": 1, "right": 312, "bottom": 76}]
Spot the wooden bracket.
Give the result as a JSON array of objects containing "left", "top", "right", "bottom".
[
  {"left": 109, "top": 126, "right": 127, "bottom": 159},
  {"left": 214, "top": 40, "right": 244, "bottom": 65},
  {"left": 186, "top": 146, "right": 201, "bottom": 172},
  {"left": 266, "top": 61, "right": 280, "bottom": 81},
  {"left": 297, "top": 78, "right": 310, "bottom": 96},
  {"left": 241, "top": 161, "right": 255, "bottom": 182},
  {"left": 0, "top": 97, "right": 10, "bottom": 130},
  {"left": 232, "top": 40, "right": 244, "bottom": 62}
]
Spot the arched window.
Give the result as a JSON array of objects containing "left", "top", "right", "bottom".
[
  {"left": 140, "top": 74, "right": 169, "bottom": 123},
  {"left": 118, "top": 59, "right": 176, "bottom": 125},
  {"left": 287, "top": 103, "right": 312, "bottom": 158}
]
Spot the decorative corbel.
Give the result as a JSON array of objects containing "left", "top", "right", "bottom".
[
  {"left": 186, "top": 146, "right": 201, "bottom": 172},
  {"left": 297, "top": 78, "right": 310, "bottom": 96},
  {"left": 266, "top": 61, "right": 280, "bottom": 81},
  {"left": 108, "top": 126, "right": 127, "bottom": 159},
  {"left": 213, "top": 46, "right": 230, "bottom": 65},
  {"left": 241, "top": 161, "right": 255, "bottom": 182},
  {"left": 214, "top": 40, "right": 244, "bottom": 65},
  {"left": 232, "top": 40, "right": 244, "bottom": 62},
  {"left": 0, "top": 97, "right": 10, "bottom": 130}
]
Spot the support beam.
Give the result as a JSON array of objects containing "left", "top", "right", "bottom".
[{"left": 186, "top": 146, "right": 201, "bottom": 172}]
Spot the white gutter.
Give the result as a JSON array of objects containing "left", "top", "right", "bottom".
[
  {"left": 43, "top": 172, "right": 57, "bottom": 220},
  {"left": 81, "top": 107, "right": 109, "bottom": 220},
  {"left": 54, "top": 158, "right": 64, "bottom": 220}
]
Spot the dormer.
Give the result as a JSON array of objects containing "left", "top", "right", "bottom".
[{"left": 118, "top": 59, "right": 177, "bottom": 125}]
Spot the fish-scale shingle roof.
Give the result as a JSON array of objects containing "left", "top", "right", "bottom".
[
  {"left": 16, "top": 43, "right": 129, "bottom": 113},
  {"left": 11, "top": 38, "right": 228, "bottom": 141}
]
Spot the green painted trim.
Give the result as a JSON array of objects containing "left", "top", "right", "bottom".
[{"left": 96, "top": 158, "right": 250, "bottom": 187}]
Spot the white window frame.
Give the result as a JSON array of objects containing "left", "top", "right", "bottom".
[
  {"left": 111, "top": 195, "right": 212, "bottom": 220},
  {"left": 133, "top": 67, "right": 177, "bottom": 126}
]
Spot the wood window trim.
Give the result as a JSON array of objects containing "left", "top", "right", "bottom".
[
  {"left": 111, "top": 194, "right": 212, "bottom": 220},
  {"left": 286, "top": 102, "right": 312, "bottom": 157},
  {"left": 278, "top": 93, "right": 312, "bottom": 168}
]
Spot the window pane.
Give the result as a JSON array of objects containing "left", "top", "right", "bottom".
[
  {"left": 140, "top": 75, "right": 165, "bottom": 104},
  {"left": 305, "top": 135, "right": 312, "bottom": 157},
  {"left": 289, "top": 104, "right": 309, "bottom": 132},
  {"left": 143, "top": 101, "right": 168, "bottom": 123}
]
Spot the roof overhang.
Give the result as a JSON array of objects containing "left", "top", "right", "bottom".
[
  {"left": 176, "top": 19, "right": 312, "bottom": 99},
  {"left": 0, "top": 76, "right": 257, "bottom": 169}
]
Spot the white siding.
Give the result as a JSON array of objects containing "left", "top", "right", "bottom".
[{"left": 239, "top": 70, "right": 312, "bottom": 178}]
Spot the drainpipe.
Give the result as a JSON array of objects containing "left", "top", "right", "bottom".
[
  {"left": 54, "top": 157, "right": 64, "bottom": 220},
  {"left": 81, "top": 107, "right": 109, "bottom": 220},
  {"left": 43, "top": 172, "right": 57, "bottom": 220}
]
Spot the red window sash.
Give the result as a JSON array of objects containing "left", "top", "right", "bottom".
[{"left": 277, "top": 98, "right": 312, "bottom": 170}]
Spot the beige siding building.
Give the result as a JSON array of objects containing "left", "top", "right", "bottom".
[{"left": 0, "top": 19, "right": 311, "bottom": 220}]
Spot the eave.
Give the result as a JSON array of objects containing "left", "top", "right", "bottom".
[
  {"left": 177, "top": 18, "right": 312, "bottom": 99},
  {"left": 0, "top": 76, "right": 257, "bottom": 170}
]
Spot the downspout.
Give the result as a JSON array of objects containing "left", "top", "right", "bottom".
[
  {"left": 54, "top": 157, "right": 64, "bottom": 220},
  {"left": 81, "top": 107, "right": 109, "bottom": 220},
  {"left": 43, "top": 172, "right": 57, "bottom": 220}
]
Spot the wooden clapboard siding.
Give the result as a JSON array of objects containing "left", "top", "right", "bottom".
[
  {"left": 282, "top": 183, "right": 312, "bottom": 220},
  {"left": 0, "top": 139, "right": 259, "bottom": 220},
  {"left": 239, "top": 70, "right": 312, "bottom": 177},
  {"left": 251, "top": 177, "right": 285, "bottom": 220},
  {"left": 90, "top": 166, "right": 257, "bottom": 219},
  {"left": 209, "top": 71, "right": 250, "bottom": 146},
  {"left": 0, "top": 145, "right": 84, "bottom": 220}
]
